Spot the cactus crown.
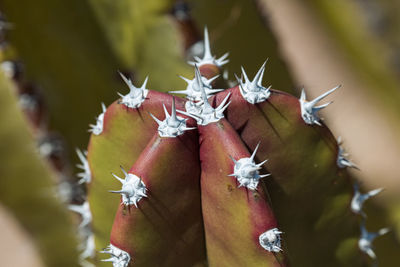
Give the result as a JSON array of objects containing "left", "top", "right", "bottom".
[
  {"left": 82, "top": 27, "right": 390, "bottom": 267},
  {"left": 179, "top": 65, "right": 230, "bottom": 125}
]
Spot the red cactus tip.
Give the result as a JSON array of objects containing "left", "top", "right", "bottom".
[
  {"left": 259, "top": 228, "right": 283, "bottom": 253},
  {"left": 118, "top": 72, "right": 149, "bottom": 109},
  {"left": 109, "top": 166, "right": 147, "bottom": 207}
]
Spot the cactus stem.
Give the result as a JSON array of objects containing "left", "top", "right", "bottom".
[
  {"left": 110, "top": 168, "right": 147, "bottom": 207},
  {"left": 118, "top": 72, "right": 149, "bottom": 109},
  {"left": 299, "top": 85, "right": 340, "bottom": 125},
  {"left": 237, "top": 61, "right": 272, "bottom": 104},
  {"left": 259, "top": 228, "right": 283, "bottom": 253},
  {"left": 358, "top": 220, "right": 390, "bottom": 259},
  {"left": 351, "top": 183, "right": 384, "bottom": 217}
]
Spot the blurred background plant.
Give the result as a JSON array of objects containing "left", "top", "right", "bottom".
[{"left": 0, "top": 0, "right": 399, "bottom": 266}]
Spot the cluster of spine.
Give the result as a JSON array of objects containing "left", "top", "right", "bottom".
[
  {"left": 336, "top": 132, "right": 389, "bottom": 262},
  {"left": 83, "top": 27, "right": 386, "bottom": 266},
  {"left": 71, "top": 150, "right": 95, "bottom": 267},
  {"left": 351, "top": 180, "right": 389, "bottom": 261}
]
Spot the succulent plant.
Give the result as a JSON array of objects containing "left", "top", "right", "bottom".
[
  {"left": 79, "top": 28, "right": 391, "bottom": 267},
  {"left": 1, "top": 0, "right": 398, "bottom": 266}
]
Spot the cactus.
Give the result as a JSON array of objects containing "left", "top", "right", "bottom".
[
  {"left": 1, "top": 1, "right": 398, "bottom": 266},
  {"left": 82, "top": 28, "right": 383, "bottom": 267}
]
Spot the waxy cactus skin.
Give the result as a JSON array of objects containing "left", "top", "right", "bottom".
[
  {"left": 198, "top": 117, "right": 285, "bottom": 266},
  {"left": 109, "top": 127, "right": 205, "bottom": 266},
  {"left": 213, "top": 87, "right": 359, "bottom": 266},
  {"left": 87, "top": 91, "right": 188, "bottom": 250}
]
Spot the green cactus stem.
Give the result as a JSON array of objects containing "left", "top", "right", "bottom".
[
  {"left": 107, "top": 104, "right": 205, "bottom": 266},
  {"left": 87, "top": 78, "right": 188, "bottom": 251}
]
